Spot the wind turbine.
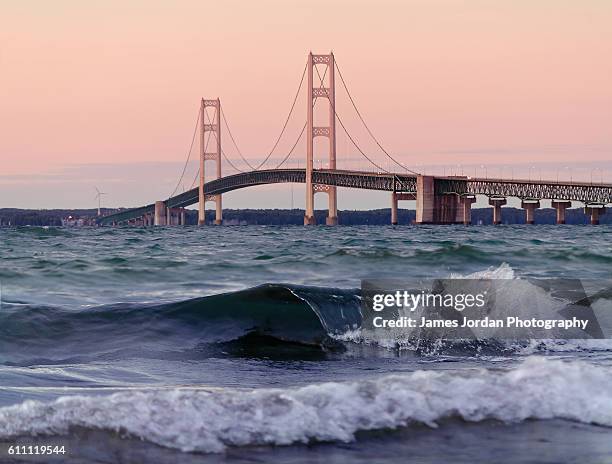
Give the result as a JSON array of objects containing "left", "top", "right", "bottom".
[{"left": 94, "top": 187, "right": 107, "bottom": 216}]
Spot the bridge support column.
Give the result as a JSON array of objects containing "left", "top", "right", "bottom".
[
  {"left": 154, "top": 201, "right": 166, "bottom": 226},
  {"left": 552, "top": 200, "right": 572, "bottom": 224},
  {"left": 521, "top": 200, "right": 540, "bottom": 225},
  {"left": 585, "top": 205, "right": 605, "bottom": 225},
  {"left": 325, "top": 200, "right": 338, "bottom": 226},
  {"left": 489, "top": 198, "right": 507, "bottom": 225},
  {"left": 460, "top": 195, "right": 476, "bottom": 225},
  {"left": 180, "top": 208, "right": 186, "bottom": 226},
  {"left": 391, "top": 192, "right": 398, "bottom": 225},
  {"left": 214, "top": 199, "right": 222, "bottom": 225}
]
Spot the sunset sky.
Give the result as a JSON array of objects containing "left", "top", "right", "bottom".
[{"left": 1, "top": 0, "right": 611, "bottom": 209}]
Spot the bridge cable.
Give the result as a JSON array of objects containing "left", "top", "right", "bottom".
[
  {"left": 314, "top": 66, "right": 389, "bottom": 173},
  {"left": 202, "top": 107, "right": 245, "bottom": 174},
  {"left": 253, "top": 60, "right": 308, "bottom": 170},
  {"left": 270, "top": 63, "right": 330, "bottom": 170},
  {"left": 335, "top": 60, "right": 419, "bottom": 175},
  {"left": 220, "top": 107, "right": 256, "bottom": 170},
  {"left": 221, "top": 148, "right": 245, "bottom": 173},
  {"left": 167, "top": 107, "right": 201, "bottom": 198},
  {"left": 272, "top": 122, "right": 307, "bottom": 169},
  {"left": 188, "top": 121, "right": 214, "bottom": 190}
]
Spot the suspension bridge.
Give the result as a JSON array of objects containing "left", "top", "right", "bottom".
[{"left": 98, "top": 52, "right": 612, "bottom": 226}]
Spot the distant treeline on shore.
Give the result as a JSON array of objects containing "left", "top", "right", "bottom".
[{"left": 0, "top": 207, "right": 609, "bottom": 226}]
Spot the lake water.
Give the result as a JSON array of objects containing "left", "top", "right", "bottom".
[{"left": 0, "top": 225, "right": 611, "bottom": 463}]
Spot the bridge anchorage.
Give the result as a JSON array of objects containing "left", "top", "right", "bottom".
[{"left": 97, "top": 52, "right": 612, "bottom": 227}]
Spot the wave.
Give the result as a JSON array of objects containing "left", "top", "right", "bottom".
[
  {"left": 0, "top": 284, "right": 362, "bottom": 365},
  {"left": 0, "top": 357, "right": 610, "bottom": 453},
  {"left": 1, "top": 263, "right": 611, "bottom": 365}
]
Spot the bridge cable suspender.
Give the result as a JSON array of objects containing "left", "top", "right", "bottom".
[
  {"left": 313, "top": 66, "right": 388, "bottom": 173},
  {"left": 167, "top": 108, "right": 201, "bottom": 198},
  {"left": 335, "top": 59, "right": 419, "bottom": 175}
]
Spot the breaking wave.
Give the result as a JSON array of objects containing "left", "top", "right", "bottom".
[
  {"left": 1, "top": 263, "right": 611, "bottom": 365},
  {"left": 0, "top": 357, "right": 610, "bottom": 453}
]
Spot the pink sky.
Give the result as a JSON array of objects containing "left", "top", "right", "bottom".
[{"left": 1, "top": 0, "right": 611, "bottom": 208}]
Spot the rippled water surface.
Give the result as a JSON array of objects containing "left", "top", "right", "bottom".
[{"left": 0, "top": 225, "right": 611, "bottom": 463}]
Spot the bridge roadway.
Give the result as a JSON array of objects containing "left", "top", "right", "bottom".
[{"left": 97, "top": 168, "right": 612, "bottom": 225}]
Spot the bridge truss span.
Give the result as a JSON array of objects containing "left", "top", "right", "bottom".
[{"left": 467, "top": 178, "right": 612, "bottom": 205}]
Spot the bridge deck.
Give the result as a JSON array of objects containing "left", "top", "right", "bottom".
[{"left": 97, "top": 169, "right": 612, "bottom": 225}]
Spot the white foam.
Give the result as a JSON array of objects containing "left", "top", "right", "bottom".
[
  {"left": 0, "top": 357, "right": 611, "bottom": 453},
  {"left": 336, "top": 263, "right": 612, "bottom": 351},
  {"left": 450, "top": 262, "right": 516, "bottom": 280}
]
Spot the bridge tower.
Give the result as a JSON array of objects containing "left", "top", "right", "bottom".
[
  {"left": 198, "top": 98, "right": 222, "bottom": 225},
  {"left": 304, "top": 52, "right": 337, "bottom": 225}
]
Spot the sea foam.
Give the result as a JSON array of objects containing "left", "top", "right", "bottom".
[{"left": 0, "top": 357, "right": 610, "bottom": 453}]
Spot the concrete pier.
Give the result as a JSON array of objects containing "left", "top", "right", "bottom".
[
  {"left": 391, "top": 192, "right": 398, "bottom": 225},
  {"left": 154, "top": 201, "right": 166, "bottom": 226},
  {"left": 416, "top": 175, "right": 435, "bottom": 224},
  {"left": 325, "top": 215, "right": 338, "bottom": 226},
  {"left": 584, "top": 205, "right": 605, "bottom": 225},
  {"left": 460, "top": 195, "right": 476, "bottom": 225},
  {"left": 415, "top": 175, "right": 463, "bottom": 224},
  {"left": 214, "top": 198, "right": 222, "bottom": 225},
  {"left": 521, "top": 200, "right": 540, "bottom": 224},
  {"left": 390, "top": 192, "right": 416, "bottom": 225},
  {"left": 551, "top": 200, "right": 572, "bottom": 224},
  {"left": 488, "top": 198, "right": 507, "bottom": 225},
  {"left": 180, "top": 208, "right": 186, "bottom": 226}
]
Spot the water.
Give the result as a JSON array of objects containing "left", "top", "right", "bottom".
[{"left": 0, "top": 225, "right": 611, "bottom": 463}]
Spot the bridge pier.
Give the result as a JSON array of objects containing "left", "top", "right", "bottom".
[
  {"left": 214, "top": 199, "right": 222, "bottom": 225},
  {"left": 325, "top": 216, "right": 338, "bottom": 226},
  {"left": 325, "top": 188, "right": 338, "bottom": 225},
  {"left": 180, "top": 208, "right": 186, "bottom": 226},
  {"left": 488, "top": 198, "right": 507, "bottom": 225},
  {"left": 551, "top": 200, "right": 572, "bottom": 224},
  {"left": 391, "top": 192, "right": 416, "bottom": 225},
  {"left": 585, "top": 205, "right": 605, "bottom": 225},
  {"left": 415, "top": 175, "right": 464, "bottom": 224},
  {"left": 391, "top": 192, "right": 398, "bottom": 225},
  {"left": 521, "top": 200, "right": 540, "bottom": 224},
  {"left": 154, "top": 201, "right": 166, "bottom": 226},
  {"left": 460, "top": 195, "right": 476, "bottom": 225},
  {"left": 415, "top": 175, "right": 434, "bottom": 224}
]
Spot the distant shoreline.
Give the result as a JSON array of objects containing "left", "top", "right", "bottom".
[{"left": 0, "top": 207, "right": 608, "bottom": 226}]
